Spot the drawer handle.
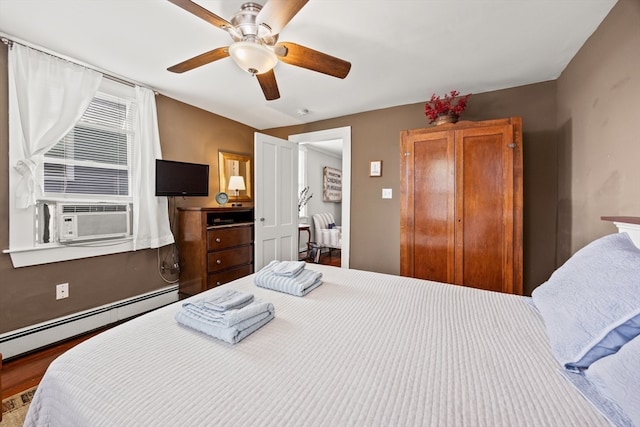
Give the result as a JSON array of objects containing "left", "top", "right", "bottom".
[
  {"left": 215, "top": 237, "right": 221, "bottom": 243},
  {"left": 216, "top": 281, "right": 221, "bottom": 286},
  {"left": 216, "top": 259, "right": 222, "bottom": 265}
]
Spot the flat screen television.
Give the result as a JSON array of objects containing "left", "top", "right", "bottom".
[{"left": 155, "top": 159, "right": 209, "bottom": 197}]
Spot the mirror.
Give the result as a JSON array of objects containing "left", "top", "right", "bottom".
[{"left": 218, "top": 151, "right": 252, "bottom": 203}]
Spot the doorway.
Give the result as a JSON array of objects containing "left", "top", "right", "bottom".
[{"left": 289, "top": 127, "right": 351, "bottom": 269}]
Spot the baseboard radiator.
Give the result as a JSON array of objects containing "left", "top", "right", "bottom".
[{"left": 0, "top": 285, "right": 179, "bottom": 360}]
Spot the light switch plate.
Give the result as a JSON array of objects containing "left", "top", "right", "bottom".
[{"left": 382, "top": 188, "right": 392, "bottom": 199}]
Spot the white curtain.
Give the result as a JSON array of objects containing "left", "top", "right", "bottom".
[
  {"left": 9, "top": 44, "right": 102, "bottom": 208},
  {"left": 132, "top": 86, "right": 175, "bottom": 250}
]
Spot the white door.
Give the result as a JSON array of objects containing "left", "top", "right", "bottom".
[{"left": 254, "top": 132, "right": 298, "bottom": 270}]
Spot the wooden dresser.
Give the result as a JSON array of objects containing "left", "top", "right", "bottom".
[{"left": 177, "top": 207, "right": 254, "bottom": 298}]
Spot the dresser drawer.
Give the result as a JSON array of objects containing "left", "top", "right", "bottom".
[
  {"left": 207, "top": 225, "right": 253, "bottom": 251},
  {"left": 207, "top": 245, "right": 253, "bottom": 273},
  {"left": 207, "top": 264, "right": 254, "bottom": 289}
]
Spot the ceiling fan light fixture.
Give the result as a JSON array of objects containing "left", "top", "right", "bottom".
[{"left": 229, "top": 41, "right": 278, "bottom": 75}]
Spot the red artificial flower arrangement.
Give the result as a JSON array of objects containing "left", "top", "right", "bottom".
[{"left": 424, "top": 90, "right": 472, "bottom": 123}]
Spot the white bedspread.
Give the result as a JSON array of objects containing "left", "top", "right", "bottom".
[{"left": 24, "top": 265, "right": 608, "bottom": 427}]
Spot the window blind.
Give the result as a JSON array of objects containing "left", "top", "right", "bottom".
[{"left": 43, "top": 91, "right": 136, "bottom": 198}]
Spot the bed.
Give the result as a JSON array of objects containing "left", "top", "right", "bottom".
[{"left": 24, "top": 232, "right": 640, "bottom": 427}]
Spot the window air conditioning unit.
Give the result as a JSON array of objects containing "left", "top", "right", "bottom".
[{"left": 57, "top": 203, "right": 131, "bottom": 243}]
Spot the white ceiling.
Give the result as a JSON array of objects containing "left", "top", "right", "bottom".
[
  {"left": 302, "top": 138, "right": 343, "bottom": 157},
  {"left": 0, "top": 0, "right": 617, "bottom": 130}
]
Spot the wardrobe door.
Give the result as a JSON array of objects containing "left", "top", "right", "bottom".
[
  {"left": 454, "top": 124, "right": 515, "bottom": 292},
  {"left": 401, "top": 130, "right": 455, "bottom": 282}
]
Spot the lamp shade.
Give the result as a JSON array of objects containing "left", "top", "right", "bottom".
[
  {"left": 228, "top": 41, "right": 278, "bottom": 75},
  {"left": 228, "top": 175, "right": 246, "bottom": 192}
]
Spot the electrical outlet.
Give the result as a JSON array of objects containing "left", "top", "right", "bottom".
[
  {"left": 170, "top": 262, "right": 180, "bottom": 274},
  {"left": 56, "top": 283, "right": 69, "bottom": 300},
  {"left": 382, "top": 188, "right": 393, "bottom": 199},
  {"left": 161, "top": 261, "right": 179, "bottom": 274}
]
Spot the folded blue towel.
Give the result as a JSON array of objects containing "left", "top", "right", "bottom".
[
  {"left": 254, "top": 260, "right": 323, "bottom": 296},
  {"left": 182, "top": 298, "right": 273, "bottom": 327},
  {"left": 175, "top": 302, "right": 275, "bottom": 344},
  {"left": 271, "top": 260, "right": 306, "bottom": 277},
  {"left": 202, "top": 289, "right": 254, "bottom": 311}
]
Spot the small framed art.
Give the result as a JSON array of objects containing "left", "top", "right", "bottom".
[{"left": 370, "top": 160, "right": 382, "bottom": 177}]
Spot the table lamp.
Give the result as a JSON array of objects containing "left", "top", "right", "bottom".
[{"left": 228, "top": 175, "right": 246, "bottom": 207}]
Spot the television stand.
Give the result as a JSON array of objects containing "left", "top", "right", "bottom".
[{"left": 177, "top": 207, "right": 254, "bottom": 298}]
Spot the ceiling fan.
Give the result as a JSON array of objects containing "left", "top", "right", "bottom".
[{"left": 166, "top": 0, "right": 352, "bottom": 101}]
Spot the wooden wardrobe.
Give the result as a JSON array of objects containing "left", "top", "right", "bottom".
[{"left": 400, "top": 117, "right": 523, "bottom": 295}]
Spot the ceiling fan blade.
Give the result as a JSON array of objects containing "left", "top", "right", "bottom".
[
  {"left": 168, "top": 0, "right": 234, "bottom": 31},
  {"left": 257, "top": 0, "right": 309, "bottom": 35},
  {"left": 256, "top": 70, "right": 280, "bottom": 100},
  {"left": 276, "top": 42, "right": 351, "bottom": 79},
  {"left": 167, "top": 47, "right": 229, "bottom": 73}
]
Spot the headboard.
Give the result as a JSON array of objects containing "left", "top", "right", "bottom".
[{"left": 601, "top": 216, "right": 640, "bottom": 248}]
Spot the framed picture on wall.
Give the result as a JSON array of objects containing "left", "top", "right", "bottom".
[
  {"left": 323, "top": 166, "right": 342, "bottom": 202},
  {"left": 370, "top": 160, "right": 382, "bottom": 177}
]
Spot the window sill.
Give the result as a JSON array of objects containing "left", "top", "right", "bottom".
[{"left": 5, "top": 238, "right": 134, "bottom": 268}]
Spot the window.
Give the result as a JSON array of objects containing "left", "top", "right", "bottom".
[
  {"left": 43, "top": 91, "right": 135, "bottom": 200},
  {"left": 8, "top": 43, "right": 173, "bottom": 268},
  {"left": 34, "top": 82, "right": 136, "bottom": 245},
  {"left": 8, "top": 78, "right": 141, "bottom": 267}
]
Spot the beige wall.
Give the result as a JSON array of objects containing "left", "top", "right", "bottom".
[
  {"left": 0, "top": 44, "right": 255, "bottom": 333},
  {"left": 1, "top": 0, "right": 637, "bottom": 333},
  {"left": 556, "top": 0, "right": 640, "bottom": 262},
  {"left": 266, "top": 0, "right": 638, "bottom": 295},
  {"left": 266, "top": 82, "right": 559, "bottom": 295},
  {"left": 155, "top": 96, "right": 256, "bottom": 208}
]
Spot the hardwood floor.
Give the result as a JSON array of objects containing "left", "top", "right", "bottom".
[
  {"left": 301, "top": 248, "right": 341, "bottom": 267},
  {"left": 318, "top": 249, "right": 341, "bottom": 267},
  {"left": 1, "top": 330, "right": 104, "bottom": 399}
]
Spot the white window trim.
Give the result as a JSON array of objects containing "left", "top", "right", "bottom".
[{"left": 6, "top": 240, "right": 135, "bottom": 268}]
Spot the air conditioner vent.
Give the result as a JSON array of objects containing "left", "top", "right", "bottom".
[{"left": 60, "top": 204, "right": 128, "bottom": 214}]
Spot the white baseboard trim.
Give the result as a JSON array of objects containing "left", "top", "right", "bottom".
[{"left": 0, "top": 285, "right": 179, "bottom": 359}]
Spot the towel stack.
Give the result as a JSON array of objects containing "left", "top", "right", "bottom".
[
  {"left": 254, "top": 260, "right": 323, "bottom": 296},
  {"left": 175, "top": 289, "right": 274, "bottom": 344}
]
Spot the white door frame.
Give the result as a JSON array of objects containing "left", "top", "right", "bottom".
[{"left": 289, "top": 127, "right": 351, "bottom": 269}]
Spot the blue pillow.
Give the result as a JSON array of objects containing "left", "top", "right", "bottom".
[
  {"left": 584, "top": 335, "right": 640, "bottom": 426},
  {"left": 531, "top": 233, "right": 640, "bottom": 370}
]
